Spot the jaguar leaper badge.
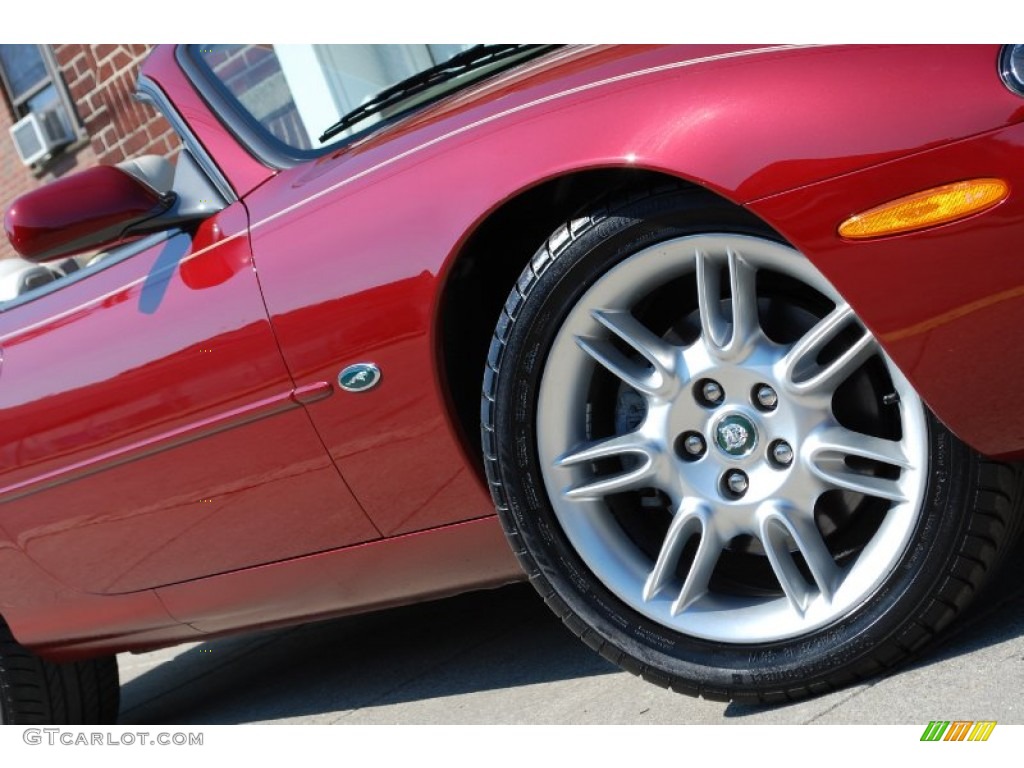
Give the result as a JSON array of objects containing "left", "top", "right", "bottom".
[
  {"left": 715, "top": 413, "right": 757, "bottom": 457},
  {"left": 338, "top": 363, "right": 381, "bottom": 393}
]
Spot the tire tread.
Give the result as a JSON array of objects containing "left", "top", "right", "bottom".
[{"left": 0, "top": 619, "right": 119, "bottom": 724}]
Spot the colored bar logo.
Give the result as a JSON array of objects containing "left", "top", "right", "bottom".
[{"left": 920, "top": 721, "right": 997, "bottom": 741}]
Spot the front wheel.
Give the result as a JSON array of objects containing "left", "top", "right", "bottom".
[{"left": 481, "top": 187, "right": 1020, "bottom": 701}]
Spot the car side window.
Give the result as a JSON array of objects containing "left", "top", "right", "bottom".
[{"left": 0, "top": 232, "right": 174, "bottom": 310}]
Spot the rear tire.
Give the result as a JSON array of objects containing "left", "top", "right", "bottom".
[{"left": 0, "top": 619, "right": 120, "bottom": 724}]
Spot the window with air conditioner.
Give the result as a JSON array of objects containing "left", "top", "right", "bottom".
[{"left": 0, "top": 44, "right": 78, "bottom": 166}]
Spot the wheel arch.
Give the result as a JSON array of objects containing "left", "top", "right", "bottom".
[{"left": 435, "top": 166, "right": 780, "bottom": 482}]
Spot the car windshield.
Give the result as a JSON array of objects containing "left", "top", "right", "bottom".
[{"left": 190, "top": 44, "right": 550, "bottom": 157}]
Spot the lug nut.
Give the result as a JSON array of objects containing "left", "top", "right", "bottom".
[
  {"left": 770, "top": 440, "right": 794, "bottom": 467},
  {"left": 723, "top": 469, "right": 749, "bottom": 497},
  {"left": 701, "top": 380, "right": 724, "bottom": 405},
  {"left": 755, "top": 385, "right": 778, "bottom": 411},
  {"left": 676, "top": 431, "right": 707, "bottom": 461},
  {"left": 684, "top": 434, "right": 706, "bottom": 456}
]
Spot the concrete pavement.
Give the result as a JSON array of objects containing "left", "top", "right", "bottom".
[{"left": 117, "top": 536, "right": 1024, "bottom": 725}]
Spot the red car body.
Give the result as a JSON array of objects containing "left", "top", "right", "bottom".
[{"left": 2, "top": 43, "right": 1023, "bottom": 663}]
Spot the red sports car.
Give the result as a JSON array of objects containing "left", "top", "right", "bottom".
[{"left": 2, "top": 44, "right": 1023, "bottom": 723}]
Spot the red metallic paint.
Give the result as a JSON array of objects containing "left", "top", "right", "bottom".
[
  {"left": 2, "top": 44, "right": 1023, "bottom": 661},
  {"left": 749, "top": 121, "right": 1024, "bottom": 458},
  {"left": 0, "top": 204, "right": 379, "bottom": 600},
  {"left": 156, "top": 516, "right": 521, "bottom": 636},
  {"left": 4, "top": 165, "right": 171, "bottom": 262},
  {"left": 0, "top": 536, "right": 197, "bottom": 660}
]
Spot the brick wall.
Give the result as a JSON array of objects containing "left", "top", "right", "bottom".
[
  {"left": 56, "top": 45, "right": 181, "bottom": 164},
  {"left": 205, "top": 44, "right": 308, "bottom": 149},
  {"left": 0, "top": 44, "right": 181, "bottom": 260},
  {"left": 0, "top": 88, "right": 98, "bottom": 254}
]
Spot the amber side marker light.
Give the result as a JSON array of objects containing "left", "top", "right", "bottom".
[{"left": 838, "top": 179, "right": 1010, "bottom": 240}]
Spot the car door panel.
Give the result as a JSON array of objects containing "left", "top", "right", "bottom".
[{"left": 0, "top": 204, "right": 379, "bottom": 595}]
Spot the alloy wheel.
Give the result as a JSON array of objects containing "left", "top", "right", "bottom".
[{"left": 535, "top": 234, "right": 928, "bottom": 643}]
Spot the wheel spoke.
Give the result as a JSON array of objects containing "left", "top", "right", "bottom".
[
  {"left": 759, "top": 503, "right": 840, "bottom": 614},
  {"left": 575, "top": 309, "right": 678, "bottom": 398},
  {"left": 727, "top": 249, "right": 760, "bottom": 354},
  {"left": 806, "top": 427, "right": 908, "bottom": 502},
  {"left": 557, "top": 431, "right": 654, "bottom": 466},
  {"left": 810, "top": 426, "right": 911, "bottom": 469},
  {"left": 643, "top": 498, "right": 719, "bottom": 614},
  {"left": 696, "top": 248, "right": 760, "bottom": 360},
  {"left": 575, "top": 336, "right": 657, "bottom": 396},
  {"left": 785, "top": 514, "right": 840, "bottom": 602},
  {"left": 761, "top": 519, "right": 812, "bottom": 615},
  {"left": 813, "top": 333, "right": 875, "bottom": 393},
  {"left": 672, "top": 521, "right": 722, "bottom": 615},
  {"left": 593, "top": 309, "right": 679, "bottom": 393},
  {"left": 562, "top": 464, "right": 657, "bottom": 500},
  {"left": 558, "top": 432, "right": 660, "bottom": 500},
  {"left": 695, "top": 249, "right": 729, "bottom": 353},
  {"left": 778, "top": 304, "right": 877, "bottom": 396},
  {"left": 808, "top": 458, "right": 907, "bottom": 502}
]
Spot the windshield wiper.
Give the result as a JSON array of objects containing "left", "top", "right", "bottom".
[{"left": 318, "top": 44, "right": 549, "bottom": 144}]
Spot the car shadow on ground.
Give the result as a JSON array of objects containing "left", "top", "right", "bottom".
[
  {"left": 119, "top": 582, "right": 618, "bottom": 724},
  {"left": 119, "top": 533, "right": 1024, "bottom": 724}
]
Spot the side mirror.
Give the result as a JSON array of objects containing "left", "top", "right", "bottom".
[{"left": 4, "top": 157, "right": 176, "bottom": 263}]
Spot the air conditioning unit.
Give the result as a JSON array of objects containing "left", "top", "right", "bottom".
[{"left": 9, "top": 104, "right": 75, "bottom": 166}]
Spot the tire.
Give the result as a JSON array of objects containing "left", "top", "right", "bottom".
[
  {"left": 481, "top": 185, "right": 1022, "bottom": 702},
  {"left": 0, "top": 619, "right": 120, "bottom": 724}
]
